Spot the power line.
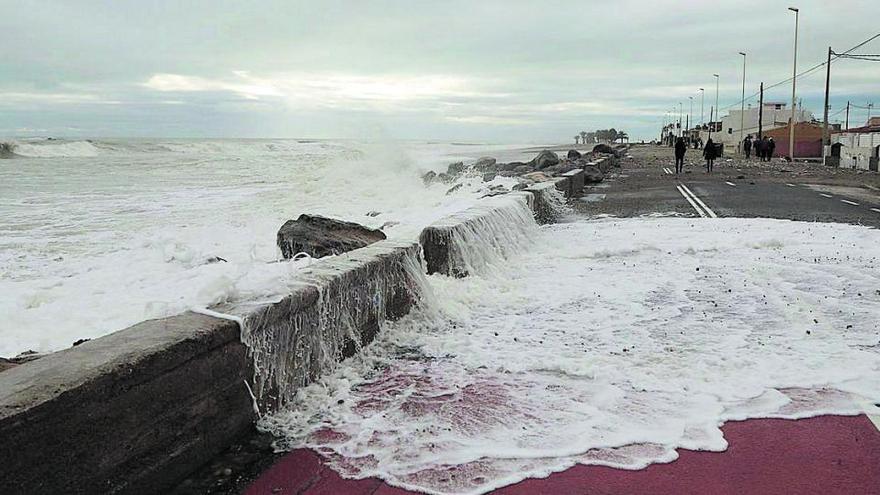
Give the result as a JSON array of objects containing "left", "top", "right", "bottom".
[{"left": 715, "top": 31, "right": 880, "bottom": 114}]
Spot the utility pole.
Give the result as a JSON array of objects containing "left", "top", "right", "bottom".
[
  {"left": 845, "top": 101, "right": 850, "bottom": 130},
  {"left": 708, "top": 106, "right": 714, "bottom": 140},
  {"left": 713, "top": 74, "right": 720, "bottom": 142},
  {"left": 688, "top": 96, "right": 693, "bottom": 137},
  {"left": 679, "top": 102, "right": 683, "bottom": 137},
  {"left": 739, "top": 52, "right": 747, "bottom": 154},
  {"left": 823, "top": 46, "right": 832, "bottom": 146},
  {"left": 758, "top": 82, "right": 764, "bottom": 139},
  {"left": 788, "top": 7, "right": 800, "bottom": 161}
]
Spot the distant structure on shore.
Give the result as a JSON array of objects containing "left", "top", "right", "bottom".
[{"left": 574, "top": 129, "right": 629, "bottom": 145}]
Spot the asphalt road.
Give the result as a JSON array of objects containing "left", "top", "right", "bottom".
[{"left": 578, "top": 145, "right": 880, "bottom": 228}]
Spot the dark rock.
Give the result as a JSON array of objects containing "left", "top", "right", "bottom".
[
  {"left": 276, "top": 214, "right": 386, "bottom": 259},
  {"left": 583, "top": 165, "right": 604, "bottom": 183},
  {"left": 473, "top": 157, "right": 497, "bottom": 171},
  {"left": 72, "top": 338, "right": 91, "bottom": 347},
  {"left": 366, "top": 211, "right": 381, "bottom": 217},
  {"left": 446, "top": 161, "right": 465, "bottom": 176},
  {"left": 204, "top": 256, "right": 227, "bottom": 264},
  {"left": 446, "top": 183, "right": 463, "bottom": 195},
  {"left": 422, "top": 171, "right": 437, "bottom": 184},
  {"left": 567, "top": 149, "right": 582, "bottom": 160},
  {"left": 500, "top": 161, "right": 526, "bottom": 171},
  {"left": 436, "top": 172, "right": 453, "bottom": 184},
  {"left": 530, "top": 150, "right": 560, "bottom": 169},
  {"left": 542, "top": 165, "right": 563, "bottom": 175},
  {"left": 482, "top": 171, "right": 497, "bottom": 182},
  {"left": 513, "top": 165, "right": 533, "bottom": 175},
  {"left": 555, "top": 164, "right": 577, "bottom": 175},
  {"left": 593, "top": 144, "right": 614, "bottom": 154}
]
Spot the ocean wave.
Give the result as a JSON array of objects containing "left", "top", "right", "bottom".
[{"left": 0, "top": 140, "right": 101, "bottom": 158}]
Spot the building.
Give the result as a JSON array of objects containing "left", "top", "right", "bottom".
[
  {"left": 764, "top": 122, "right": 832, "bottom": 159},
  {"left": 826, "top": 117, "right": 880, "bottom": 171},
  {"left": 696, "top": 102, "right": 813, "bottom": 152}
]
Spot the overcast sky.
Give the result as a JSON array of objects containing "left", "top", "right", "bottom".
[{"left": 1, "top": 0, "right": 878, "bottom": 142}]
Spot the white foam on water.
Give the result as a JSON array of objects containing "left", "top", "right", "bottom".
[
  {"left": 0, "top": 139, "right": 540, "bottom": 355},
  {"left": 261, "top": 217, "right": 880, "bottom": 495}
]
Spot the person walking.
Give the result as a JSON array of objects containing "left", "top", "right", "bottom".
[
  {"left": 754, "top": 136, "right": 765, "bottom": 161},
  {"left": 767, "top": 137, "right": 776, "bottom": 161},
  {"left": 703, "top": 138, "right": 717, "bottom": 173},
  {"left": 674, "top": 136, "right": 687, "bottom": 174},
  {"left": 743, "top": 135, "right": 753, "bottom": 159}
]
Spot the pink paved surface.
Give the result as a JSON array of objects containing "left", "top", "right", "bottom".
[{"left": 245, "top": 415, "right": 880, "bottom": 495}]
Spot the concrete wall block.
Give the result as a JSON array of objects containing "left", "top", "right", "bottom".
[
  {"left": 562, "top": 169, "right": 585, "bottom": 196},
  {"left": 0, "top": 312, "right": 253, "bottom": 495}
]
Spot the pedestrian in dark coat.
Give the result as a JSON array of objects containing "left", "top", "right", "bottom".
[
  {"left": 703, "top": 138, "right": 717, "bottom": 173},
  {"left": 754, "top": 136, "right": 765, "bottom": 161},
  {"left": 767, "top": 137, "right": 776, "bottom": 160},
  {"left": 743, "top": 135, "right": 753, "bottom": 158},
  {"left": 674, "top": 137, "right": 687, "bottom": 174}
]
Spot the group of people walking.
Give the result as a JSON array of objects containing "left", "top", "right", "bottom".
[
  {"left": 741, "top": 135, "right": 776, "bottom": 162},
  {"left": 672, "top": 133, "right": 776, "bottom": 174},
  {"left": 673, "top": 136, "right": 720, "bottom": 173}
]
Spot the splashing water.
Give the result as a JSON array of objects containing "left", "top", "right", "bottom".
[{"left": 260, "top": 217, "right": 880, "bottom": 495}]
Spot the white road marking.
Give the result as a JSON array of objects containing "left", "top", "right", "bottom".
[
  {"left": 663, "top": 167, "right": 673, "bottom": 175},
  {"left": 676, "top": 185, "right": 706, "bottom": 217},
  {"left": 680, "top": 184, "right": 718, "bottom": 218},
  {"left": 725, "top": 181, "right": 736, "bottom": 187},
  {"left": 871, "top": 208, "right": 880, "bottom": 214},
  {"left": 820, "top": 193, "right": 833, "bottom": 198},
  {"left": 841, "top": 199, "right": 860, "bottom": 206},
  {"left": 786, "top": 183, "right": 797, "bottom": 187}
]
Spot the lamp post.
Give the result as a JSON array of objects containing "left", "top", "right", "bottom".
[
  {"left": 688, "top": 96, "right": 694, "bottom": 138},
  {"left": 739, "top": 52, "right": 747, "bottom": 154},
  {"left": 788, "top": 7, "right": 799, "bottom": 160},
  {"left": 710, "top": 74, "right": 719, "bottom": 140},
  {"left": 699, "top": 88, "right": 705, "bottom": 126}
]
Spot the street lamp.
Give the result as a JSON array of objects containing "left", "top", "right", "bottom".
[
  {"left": 739, "top": 52, "right": 747, "bottom": 154},
  {"left": 679, "top": 102, "right": 683, "bottom": 137},
  {"left": 688, "top": 96, "right": 694, "bottom": 136},
  {"left": 699, "top": 88, "right": 705, "bottom": 126},
  {"left": 709, "top": 74, "right": 719, "bottom": 140},
  {"left": 788, "top": 7, "right": 799, "bottom": 161}
]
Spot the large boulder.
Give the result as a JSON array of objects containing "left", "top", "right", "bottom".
[
  {"left": 513, "top": 165, "right": 533, "bottom": 175},
  {"left": 277, "top": 214, "right": 386, "bottom": 259},
  {"left": 473, "top": 156, "right": 497, "bottom": 171},
  {"left": 593, "top": 143, "right": 614, "bottom": 154},
  {"left": 567, "top": 149, "right": 582, "bottom": 160},
  {"left": 530, "top": 150, "right": 560, "bottom": 169},
  {"left": 583, "top": 165, "right": 604, "bottom": 184},
  {"left": 500, "top": 161, "right": 526, "bottom": 171},
  {"left": 446, "top": 161, "right": 465, "bottom": 176},
  {"left": 522, "top": 171, "right": 552, "bottom": 182}
]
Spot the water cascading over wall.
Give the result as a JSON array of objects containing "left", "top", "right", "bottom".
[
  {"left": 222, "top": 240, "right": 435, "bottom": 413},
  {"left": 419, "top": 192, "right": 542, "bottom": 277}
]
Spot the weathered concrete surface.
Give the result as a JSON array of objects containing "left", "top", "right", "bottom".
[
  {"left": 525, "top": 181, "right": 566, "bottom": 224},
  {"left": 562, "top": 169, "right": 585, "bottom": 197},
  {"left": 221, "top": 240, "right": 424, "bottom": 412},
  {"left": 0, "top": 312, "right": 254, "bottom": 495},
  {"left": 420, "top": 193, "right": 534, "bottom": 276}
]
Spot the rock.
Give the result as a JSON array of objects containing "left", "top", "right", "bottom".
[
  {"left": 593, "top": 143, "right": 614, "bottom": 154},
  {"left": 555, "top": 164, "right": 577, "bottom": 175},
  {"left": 498, "top": 170, "right": 517, "bottom": 177},
  {"left": 473, "top": 156, "right": 497, "bottom": 171},
  {"left": 446, "top": 183, "right": 463, "bottom": 195},
  {"left": 365, "top": 211, "right": 381, "bottom": 217},
  {"left": 204, "top": 256, "right": 227, "bottom": 264},
  {"left": 583, "top": 165, "right": 604, "bottom": 183},
  {"left": 512, "top": 183, "right": 530, "bottom": 191},
  {"left": 542, "top": 165, "right": 563, "bottom": 175},
  {"left": 567, "top": 149, "right": 582, "bottom": 160},
  {"left": 500, "top": 161, "right": 526, "bottom": 171},
  {"left": 421, "top": 171, "right": 437, "bottom": 184},
  {"left": 522, "top": 171, "right": 551, "bottom": 182},
  {"left": 436, "top": 172, "right": 453, "bottom": 184},
  {"left": 530, "top": 150, "right": 560, "bottom": 169},
  {"left": 482, "top": 171, "right": 497, "bottom": 182},
  {"left": 446, "top": 161, "right": 465, "bottom": 176},
  {"left": 72, "top": 338, "right": 91, "bottom": 347},
  {"left": 513, "top": 165, "right": 533, "bottom": 175},
  {"left": 276, "top": 214, "right": 387, "bottom": 259}
]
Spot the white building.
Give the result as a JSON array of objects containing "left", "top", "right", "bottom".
[
  {"left": 696, "top": 102, "right": 814, "bottom": 152},
  {"left": 827, "top": 117, "right": 880, "bottom": 171}
]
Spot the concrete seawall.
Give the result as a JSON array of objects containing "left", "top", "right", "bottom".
[{"left": 0, "top": 157, "right": 595, "bottom": 492}]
